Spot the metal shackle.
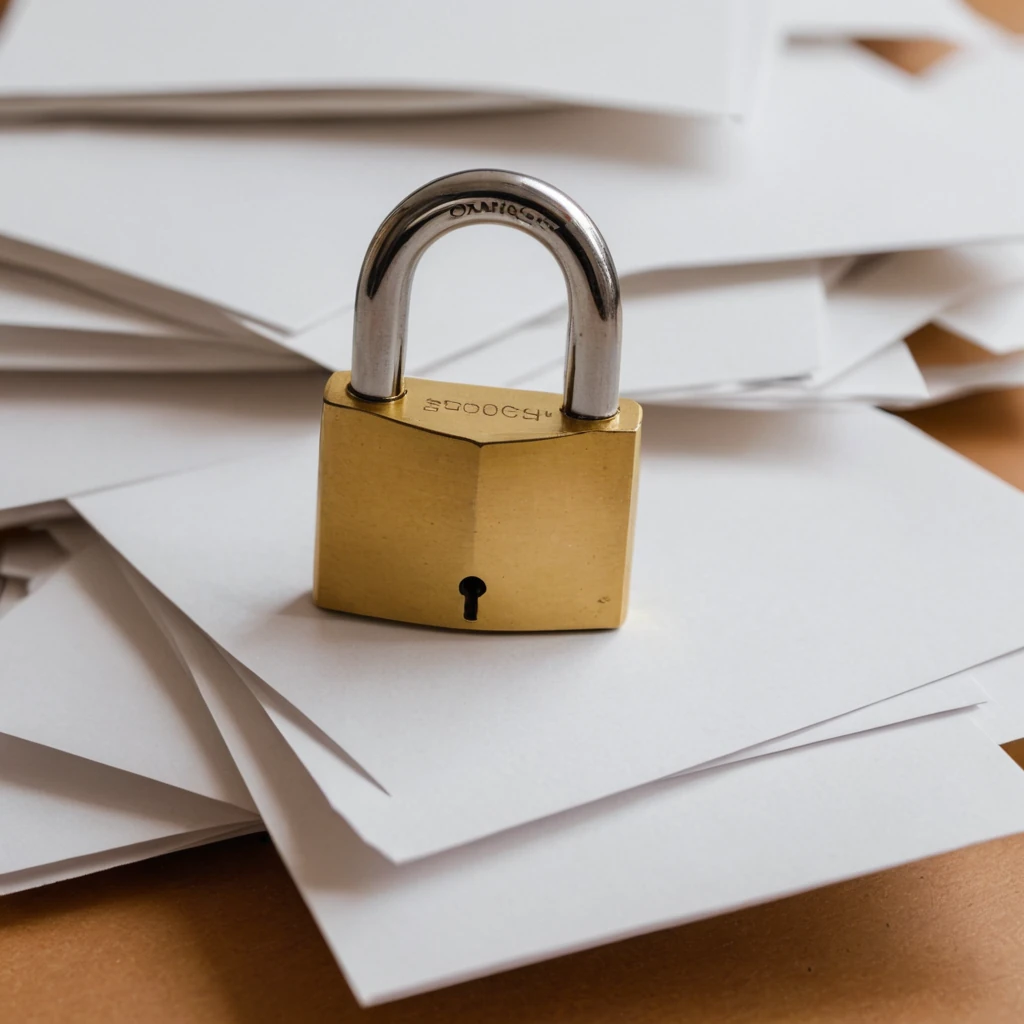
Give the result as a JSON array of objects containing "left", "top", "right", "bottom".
[{"left": 349, "top": 169, "right": 622, "bottom": 420}]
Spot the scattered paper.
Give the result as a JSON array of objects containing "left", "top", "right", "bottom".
[
  {"left": 1, "top": 47, "right": 1021, "bottom": 335},
  {"left": 0, "top": 543, "right": 254, "bottom": 808},
  {"left": 76, "top": 405, "right": 1024, "bottom": 861},
  {"left": 0, "top": 372, "right": 322, "bottom": 514},
  {"left": 177, "top": 621, "right": 1024, "bottom": 1006},
  {"left": 0, "top": 730, "right": 256, "bottom": 888},
  {"left": 128, "top": 564, "right": 988, "bottom": 860},
  {"left": 812, "top": 246, "right": 1024, "bottom": 386},
  {"left": 0, "top": 821, "right": 260, "bottom": 898},
  {"left": 0, "top": 0, "right": 767, "bottom": 118}
]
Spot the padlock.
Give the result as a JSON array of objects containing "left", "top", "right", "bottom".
[{"left": 314, "top": 169, "right": 641, "bottom": 631}]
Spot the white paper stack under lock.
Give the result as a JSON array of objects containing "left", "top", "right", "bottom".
[{"left": 3, "top": 0, "right": 1024, "bottom": 1007}]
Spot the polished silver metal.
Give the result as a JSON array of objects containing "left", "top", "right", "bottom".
[{"left": 349, "top": 169, "right": 622, "bottom": 420}]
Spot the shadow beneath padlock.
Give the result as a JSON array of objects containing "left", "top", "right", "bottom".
[{"left": 281, "top": 590, "right": 619, "bottom": 639}]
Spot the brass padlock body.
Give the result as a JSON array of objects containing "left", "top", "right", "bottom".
[{"left": 314, "top": 372, "right": 641, "bottom": 631}]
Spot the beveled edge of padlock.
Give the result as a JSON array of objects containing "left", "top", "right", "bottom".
[{"left": 322, "top": 371, "right": 641, "bottom": 446}]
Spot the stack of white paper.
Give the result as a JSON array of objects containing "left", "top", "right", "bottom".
[
  {"left": 0, "top": 38, "right": 1020, "bottom": 390},
  {"left": 4, "top": 3, "right": 1024, "bottom": 1009},
  {"left": 0, "top": 536, "right": 260, "bottom": 894},
  {"left": 0, "top": 0, "right": 771, "bottom": 119},
  {"left": 50, "top": 403, "right": 1024, "bottom": 1001}
]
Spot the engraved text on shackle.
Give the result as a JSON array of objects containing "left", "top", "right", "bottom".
[{"left": 448, "top": 200, "right": 559, "bottom": 233}]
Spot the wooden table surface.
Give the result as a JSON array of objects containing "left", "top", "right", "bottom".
[{"left": 3, "top": 3, "right": 1024, "bottom": 1021}]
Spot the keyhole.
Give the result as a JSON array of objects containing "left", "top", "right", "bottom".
[{"left": 458, "top": 576, "right": 487, "bottom": 621}]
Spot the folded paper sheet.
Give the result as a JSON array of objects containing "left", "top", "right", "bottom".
[
  {"left": 0, "top": 0, "right": 767, "bottom": 118},
  {"left": 171, "top": 616, "right": 1024, "bottom": 1006},
  {"left": 77, "top": 406, "right": 1024, "bottom": 861},
  {"left": 1, "top": 46, "right": 1022, "bottom": 335}
]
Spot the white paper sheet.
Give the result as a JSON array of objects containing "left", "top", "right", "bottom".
[
  {"left": 0, "top": 0, "right": 763, "bottom": 118},
  {"left": 0, "top": 731, "right": 255, "bottom": 881},
  {"left": 0, "top": 822, "right": 261, "bottom": 897},
  {"left": 0, "top": 235, "right": 572, "bottom": 375},
  {"left": 939, "top": 281, "right": 1024, "bottom": 354},
  {"left": 76, "top": 406, "right": 1024, "bottom": 861},
  {"left": 902, "top": 353, "right": 1024, "bottom": 407},
  {"left": 662, "top": 341, "right": 928, "bottom": 407},
  {"left": 181, "top": 626, "right": 1024, "bottom": 1006},
  {"left": 812, "top": 246, "right": 1024, "bottom": 386},
  {"left": 779, "top": 0, "right": 998, "bottom": 41},
  {"left": 0, "top": 372, "right": 322, "bottom": 514},
  {"left": 0, "top": 331, "right": 317, "bottom": 372},
  {"left": 432, "top": 261, "right": 825, "bottom": 394},
  {"left": 0, "top": 262, "right": 318, "bottom": 366},
  {"left": 1, "top": 45, "right": 1021, "bottom": 334},
  {"left": 0, "top": 262, "right": 198, "bottom": 335},
  {"left": 680, "top": 671, "right": 985, "bottom": 771},
  {"left": 0, "top": 544, "right": 254, "bottom": 808},
  {"left": 809, "top": 341, "right": 928, "bottom": 401},
  {"left": 246, "top": 643, "right": 987, "bottom": 798},
  {"left": 972, "top": 648, "right": 1024, "bottom": 745}
]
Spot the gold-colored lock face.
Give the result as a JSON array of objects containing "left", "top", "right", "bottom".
[{"left": 314, "top": 372, "right": 642, "bottom": 631}]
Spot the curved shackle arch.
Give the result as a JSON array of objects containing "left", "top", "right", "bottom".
[{"left": 348, "top": 169, "right": 622, "bottom": 420}]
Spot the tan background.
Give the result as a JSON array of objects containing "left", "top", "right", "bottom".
[{"left": 4, "top": 3, "right": 1024, "bottom": 1021}]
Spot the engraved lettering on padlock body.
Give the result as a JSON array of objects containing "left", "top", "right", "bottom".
[{"left": 314, "top": 170, "right": 641, "bottom": 632}]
